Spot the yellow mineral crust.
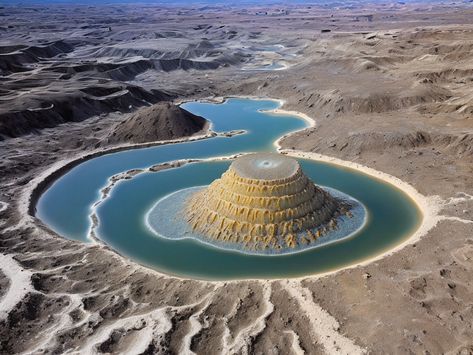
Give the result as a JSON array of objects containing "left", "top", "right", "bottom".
[{"left": 185, "top": 153, "right": 340, "bottom": 249}]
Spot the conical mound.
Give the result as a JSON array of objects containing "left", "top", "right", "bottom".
[{"left": 186, "top": 153, "right": 343, "bottom": 250}]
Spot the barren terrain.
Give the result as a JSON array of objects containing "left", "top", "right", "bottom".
[{"left": 1, "top": 1, "right": 473, "bottom": 354}]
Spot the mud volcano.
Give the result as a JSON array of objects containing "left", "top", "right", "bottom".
[
  {"left": 147, "top": 153, "right": 366, "bottom": 255},
  {"left": 186, "top": 153, "right": 343, "bottom": 250}
]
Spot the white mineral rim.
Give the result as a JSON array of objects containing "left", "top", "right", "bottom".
[{"left": 0, "top": 254, "right": 33, "bottom": 321}]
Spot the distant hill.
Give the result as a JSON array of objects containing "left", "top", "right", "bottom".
[{"left": 105, "top": 102, "right": 208, "bottom": 145}]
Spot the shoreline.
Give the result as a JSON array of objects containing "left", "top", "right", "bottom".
[
  {"left": 84, "top": 154, "right": 243, "bottom": 245},
  {"left": 280, "top": 149, "right": 440, "bottom": 280},
  {"left": 20, "top": 130, "right": 217, "bottom": 220},
  {"left": 22, "top": 95, "right": 442, "bottom": 283}
]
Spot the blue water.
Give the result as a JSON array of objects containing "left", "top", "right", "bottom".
[{"left": 36, "top": 98, "right": 421, "bottom": 279}]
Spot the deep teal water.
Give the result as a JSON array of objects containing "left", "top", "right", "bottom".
[{"left": 36, "top": 98, "right": 421, "bottom": 280}]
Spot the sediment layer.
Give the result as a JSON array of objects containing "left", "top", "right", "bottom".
[{"left": 186, "top": 153, "right": 345, "bottom": 250}]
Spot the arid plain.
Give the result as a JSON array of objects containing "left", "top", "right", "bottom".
[{"left": 1, "top": 1, "right": 473, "bottom": 354}]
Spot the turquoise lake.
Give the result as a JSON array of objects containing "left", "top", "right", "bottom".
[{"left": 36, "top": 98, "right": 422, "bottom": 280}]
